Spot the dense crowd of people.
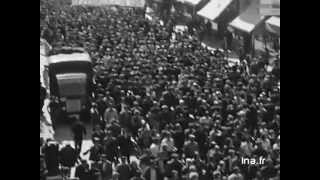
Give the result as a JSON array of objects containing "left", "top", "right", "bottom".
[{"left": 40, "top": 0, "right": 280, "bottom": 179}]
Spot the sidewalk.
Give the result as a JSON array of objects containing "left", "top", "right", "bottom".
[
  {"left": 40, "top": 118, "right": 54, "bottom": 141},
  {"left": 40, "top": 43, "right": 54, "bottom": 141},
  {"left": 40, "top": 99, "right": 55, "bottom": 141}
]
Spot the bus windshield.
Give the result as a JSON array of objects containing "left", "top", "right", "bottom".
[{"left": 56, "top": 73, "right": 87, "bottom": 97}]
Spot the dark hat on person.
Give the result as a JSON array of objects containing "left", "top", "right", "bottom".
[
  {"left": 91, "top": 102, "right": 97, "bottom": 107},
  {"left": 189, "top": 134, "right": 195, "bottom": 139},
  {"left": 210, "top": 141, "right": 217, "bottom": 146},
  {"left": 103, "top": 136, "right": 110, "bottom": 141},
  {"left": 161, "top": 105, "right": 168, "bottom": 109},
  {"left": 152, "top": 134, "right": 161, "bottom": 141},
  {"left": 93, "top": 137, "right": 100, "bottom": 142},
  {"left": 213, "top": 170, "right": 221, "bottom": 176},
  {"left": 171, "top": 153, "right": 179, "bottom": 158},
  {"left": 113, "top": 172, "right": 120, "bottom": 176},
  {"left": 121, "top": 156, "right": 127, "bottom": 160},
  {"left": 233, "top": 166, "right": 240, "bottom": 173},
  {"left": 101, "top": 154, "right": 107, "bottom": 158}
]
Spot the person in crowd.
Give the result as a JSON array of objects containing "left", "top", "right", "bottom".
[
  {"left": 91, "top": 161, "right": 102, "bottom": 180},
  {"left": 91, "top": 102, "right": 101, "bottom": 128},
  {"left": 104, "top": 102, "right": 119, "bottom": 124},
  {"left": 183, "top": 134, "right": 199, "bottom": 158},
  {"left": 75, "top": 160, "right": 92, "bottom": 180},
  {"left": 40, "top": 82, "right": 47, "bottom": 114},
  {"left": 40, "top": 154, "right": 47, "bottom": 180},
  {"left": 160, "top": 130, "right": 176, "bottom": 153},
  {"left": 100, "top": 154, "right": 113, "bottom": 180},
  {"left": 106, "top": 120, "right": 121, "bottom": 138},
  {"left": 59, "top": 143, "right": 78, "bottom": 177},
  {"left": 119, "top": 104, "right": 132, "bottom": 130},
  {"left": 129, "top": 109, "right": 143, "bottom": 138},
  {"left": 260, "top": 159, "right": 277, "bottom": 179},
  {"left": 130, "top": 161, "right": 142, "bottom": 179},
  {"left": 150, "top": 134, "right": 161, "bottom": 158},
  {"left": 118, "top": 129, "right": 134, "bottom": 163},
  {"left": 48, "top": 96, "right": 60, "bottom": 129},
  {"left": 42, "top": 139, "right": 60, "bottom": 176},
  {"left": 83, "top": 140, "right": 103, "bottom": 162},
  {"left": 140, "top": 154, "right": 162, "bottom": 180},
  {"left": 116, "top": 156, "right": 131, "bottom": 180},
  {"left": 227, "top": 167, "right": 244, "bottom": 180},
  {"left": 172, "top": 123, "right": 184, "bottom": 154},
  {"left": 102, "top": 131, "right": 119, "bottom": 164},
  {"left": 92, "top": 125, "right": 106, "bottom": 144},
  {"left": 166, "top": 153, "right": 183, "bottom": 178},
  {"left": 112, "top": 172, "right": 120, "bottom": 180},
  {"left": 71, "top": 118, "right": 87, "bottom": 154}
]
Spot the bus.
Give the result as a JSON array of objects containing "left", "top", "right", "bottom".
[{"left": 48, "top": 47, "right": 93, "bottom": 118}]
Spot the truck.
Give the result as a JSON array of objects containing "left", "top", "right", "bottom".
[{"left": 48, "top": 47, "right": 93, "bottom": 118}]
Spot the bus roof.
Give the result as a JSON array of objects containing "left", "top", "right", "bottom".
[{"left": 49, "top": 53, "right": 91, "bottom": 64}]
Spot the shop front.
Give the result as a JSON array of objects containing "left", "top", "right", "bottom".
[
  {"left": 197, "top": 0, "right": 237, "bottom": 35},
  {"left": 169, "top": 0, "right": 210, "bottom": 26},
  {"left": 250, "top": 15, "right": 280, "bottom": 59},
  {"left": 228, "top": 0, "right": 266, "bottom": 57},
  {"left": 175, "top": 0, "right": 202, "bottom": 16},
  {"left": 265, "top": 16, "right": 280, "bottom": 52}
]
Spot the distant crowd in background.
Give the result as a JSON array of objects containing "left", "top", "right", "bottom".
[{"left": 40, "top": 0, "right": 280, "bottom": 179}]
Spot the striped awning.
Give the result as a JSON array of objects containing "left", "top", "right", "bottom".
[
  {"left": 265, "top": 16, "right": 280, "bottom": 35},
  {"left": 197, "top": 0, "right": 233, "bottom": 21},
  {"left": 229, "top": 0, "right": 264, "bottom": 33},
  {"left": 266, "top": 16, "right": 280, "bottom": 27},
  {"left": 177, "top": 0, "right": 202, "bottom": 5}
]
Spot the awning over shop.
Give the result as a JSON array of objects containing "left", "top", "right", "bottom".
[
  {"left": 265, "top": 16, "right": 280, "bottom": 35},
  {"left": 229, "top": 0, "right": 264, "bottom": 33},
  {"left": 197, "top": 0, "right": 233, "bottom": 21},
  {"left": 266, "top": 16, "right": 280, "bottom": 27}
]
